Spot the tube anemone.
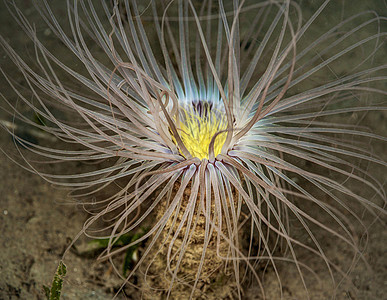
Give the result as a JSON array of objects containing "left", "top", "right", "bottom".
[{"left": 0, "top": 0, "right": 386, "bottom": 299}]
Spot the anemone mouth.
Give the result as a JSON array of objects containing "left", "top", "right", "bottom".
[{"left": 171, "top": 100, "right": 228, "bottom": 160}]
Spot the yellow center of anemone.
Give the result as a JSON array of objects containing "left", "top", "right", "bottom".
[{"left": 173, "top": 105, "right": 227, "bottom": 160}]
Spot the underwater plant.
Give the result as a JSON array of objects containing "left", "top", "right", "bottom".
[{"left": 0, "top": 0, "right": 385, "bottom": 299}]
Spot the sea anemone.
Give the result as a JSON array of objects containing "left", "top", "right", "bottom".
[{"left": 0, "top": 0, "right": 385, "bottom": 299}]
